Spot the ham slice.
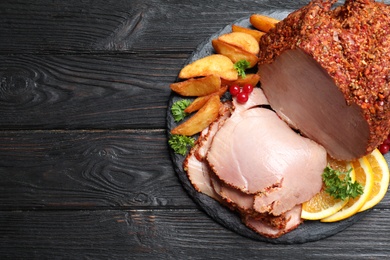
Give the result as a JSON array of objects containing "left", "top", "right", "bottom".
[
  {"left": 232, "top": 85, "right": 269, "bottom": 113},
  {"left": 258, "top": 0, "right": 390, "bottom": 160},
  {"left": 194, "top": 102, "right": 232, "bottom": 161},
  {"left": 184, "top": 87, "right": 326, "bottom": 238},
  {"left": 211, "top": 175, "right": 255, "bottom": 214},
  {"left": 243, "top": 205, "right": 303, "bottom": 238},
  {"left": 184, "top": 148, "right": 221, "bottom": 201},
  {"left": 207, "top": 107, "right": 327, "bottom": 204},
  {"left": 183, "top": 102, "right": 232, "bottom": 200}
]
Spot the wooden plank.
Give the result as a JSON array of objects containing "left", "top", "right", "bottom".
[
  {"left": 0, "top": 54, "right": 183, "bottom": 129},
  {"left": 0, "top": 0, "right": 146, "bottom": 54},
  {"left": 0, "top": 129, "right": 194, "bottom": 209},
  {"left": 0, "top": 209, "right": 389, "bottom": 259},
  {"left": 0, "top": 0, "right": 310, "bottom": 54}
]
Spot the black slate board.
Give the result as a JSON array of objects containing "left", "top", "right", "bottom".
[{"left": 167, "top": 14, "right": 370, "bottom": 244}]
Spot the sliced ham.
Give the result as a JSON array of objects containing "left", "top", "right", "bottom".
[
  {"left": 194, "top": 102, "right": 232, "bottom": 161},
  {"left": 258, "top": 0, "right": 390, "bottom": 160},
  {"left": 183, "top": 148, "right": 221, "bottom": 201},
  {"left": 184, "top": 87, "right": 326, "bottom": 238},
  {"left": 207, "top": 107, "right": 327, "bottom": 202},
  {"left": 211, "top": 167, "right": 303, "bottom": 238},
  {"left": 183, "top": 103, "right": 232, "bottom": 201},
  {"left": 232, "top": 86, "right": 269, "bottom": 113},
  {"left": 211, "top": 175, "right": 255, "bottom": 215},
  {"left": 243, "top": 205, "right": 303, "bottom": 238}
]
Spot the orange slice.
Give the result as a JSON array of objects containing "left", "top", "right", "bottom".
[
  {"left": 301, "top": 159, "right": 353, "bottom": 220},
  {"left": 321, "top": 157, "right": 374, "bottom": 222},
  {"left": 359, "top": 149, "right": 389, "bottom": 212}
]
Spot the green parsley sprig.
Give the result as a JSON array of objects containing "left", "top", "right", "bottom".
[
  {"left": 171, "top": 99, "right": 191, "bottom": 122},
  {"left": 234, "top": 59, "right": 250, "bottom": 78},
  {"left": 322, "top": 165, "right": 364, "bottom": 200},
  {"left": 168, "top": 134, "right": 195, "bottom": 156}
]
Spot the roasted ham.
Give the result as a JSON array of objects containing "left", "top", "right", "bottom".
[
  {"left": 258, "top": 0, "right": 390, "bottom": 160},
  {"left": 180, "top": 0, "right": 390, "bottom": 238},
  {"left": 183, "top": 88, "right": 327, "bottom": 238}
]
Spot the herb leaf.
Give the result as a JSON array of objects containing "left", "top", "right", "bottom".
[
  {"left": 322, "top": 165, "right": 364, "bottom": 200},
  {"left": 171, "top": 99, "right": 191, "bottom": 122},
  {"left": 168, "top": 134, "right": 195, "bottom": 156},
  {"left": 234, "top": 59, "right": 250, "bottom": 78}
]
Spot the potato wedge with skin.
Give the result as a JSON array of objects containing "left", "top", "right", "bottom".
[
  {"left": 218, "top": 32, "right": 259, "bottom": 55},
  {"left": 250, "top": 14, "right": 279, "bottom": 32},
  {"left": 179, "top": 54, "right": 238, "bottom": 81},
  {"left": 212, "top": 39, "right": 258, "bottom": 68},
  {"left": 184, "top": 93, "right": 217, "bottom": 114},
  {"left": 184, "top": 85, "right": 228, "bottom": 113},
  {"left": 231, "top": 24, "right": 265, "bottom": 43},
  {"left": 171, "top": 95, "right": 221, "bottom": 136},
  {"left": 170, "top": 74, "right": 221, "bottom": 97},
  {"left": 221, "top": 73, "right": 260, "bottom": 88}
]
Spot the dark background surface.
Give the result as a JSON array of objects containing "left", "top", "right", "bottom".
[{"left": 1, "top": 0, "right": 390, "bottom": 259}]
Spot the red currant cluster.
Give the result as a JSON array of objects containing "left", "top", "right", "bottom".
[
  {"left": 229, "top": 84, "right": 254, "bottom": 103},
  {"left": 379, "top": 134, "right": 390, "bottom": 154}
]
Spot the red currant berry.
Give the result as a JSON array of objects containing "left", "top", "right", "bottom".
[
  {"left": 379, "top": 143, "right": 390, "bottom": 154},
  {"left": 236, "top": 92, "right": 249, "bottom": 103},
  {"left": 383, "top": 138, "right": 390, "bottom": 145},
  {"left": 242, "top": 84, "right": 254, "bottom": 93},
  {"left": 229, "top": 85, "right": 240, "bottom": 96}
]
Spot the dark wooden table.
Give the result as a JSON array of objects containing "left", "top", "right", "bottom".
[{"left": 1, "top": 0, "right": 390, "bottom": 259}]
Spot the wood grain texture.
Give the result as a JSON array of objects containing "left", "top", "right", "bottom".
[
  {"left": 0, "top": 209, "right": 389, "bottom": 259},
  {"left": 0, "top": 54, "right": 184, "bottom": 129},
  {"left": 0, "top": 129, "right": 196, "bottom": 209},
  {"left": 0, "top": 128, "right": 387, "bottom": 209},
  {"left": 0, "top": 0, "right": 313, "bottom": 54},
  {"left": 1, "top": 0, "right": 390, "bottom": 258}
]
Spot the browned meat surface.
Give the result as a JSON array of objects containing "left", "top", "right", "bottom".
[
  {"left": 211, "top": 175, "right": 255, "bottom": 215},
  {"left": 258, "top": 0, "right": 390, "bottom": 160},
  {"left": 243, "top": 205, "right": 303, "bottom": 238}
]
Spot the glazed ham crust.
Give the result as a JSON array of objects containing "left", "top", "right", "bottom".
[{"left": 258, "top": 0, "right": 390, "bottom": 160}]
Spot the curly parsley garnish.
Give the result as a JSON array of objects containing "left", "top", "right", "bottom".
[
  {"left": 168, "top": 134, "right": 195, "bottom": 156},
  {"left": 322, "top": 165, "right": 364, "bottom": 200},
  {"left": 234, "top": 59, "right": 250, "bottom": 78},
  {"left": 171, "top": 99, "right": 191, "bottom": 122}
]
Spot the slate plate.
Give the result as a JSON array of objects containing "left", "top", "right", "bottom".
[{"left": 166, "top": 14, "right": 370, "bottom": 244}]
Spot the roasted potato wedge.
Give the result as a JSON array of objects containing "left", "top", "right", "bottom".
[
  {"left": 218, "top": 32, "right": 259, "bottom": 55},
  {"left": 179, "top": 54, "right": 238, "bottom": 81},
  {"left": 221, "top": 73, "right": 260, "bottom": 87},
  {"left": 184, "top": 85, "right": 228, "bottom": 113},
  {"left": 171, "top": 95, "right": 221, "bottom": 136},
  {"left": 170, "top": 74, "right": 221, "bottom": 97},
  {"left": 249, "top": 14, "right": 279, "bottom": 33},
  {"left": 231, "top": 24, "right": 265, "bottom": 43},
  {"left": 212, "top": 39, "right": 258, "bottom": 68},
  {"left": 184, "top": 93, "right": 217, "bottom": 114}
]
